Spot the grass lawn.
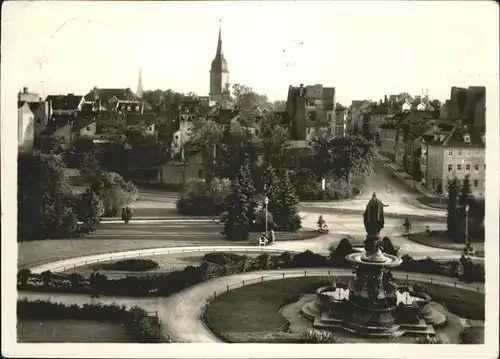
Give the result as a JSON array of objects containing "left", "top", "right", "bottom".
[
  {"left": 18, "top": 229, "right": 319, "bottom": 269},
  {"left": 409, "top": 281, "right": 485, "bottom": 320},
  {"left": 204, "top": 276, "right": 485, "bottom": 343},
  {"left": 203, "top": 276, "right": 350, "bottom": 343},
  {"left": 408, "top": 230, "right": 484, "bottom": 257},
  {"left": 17, "top": 319, "right": 132, "bottom": 343},
  {"left": 416, "top": 195, "right": 448, "bottom": 209}
]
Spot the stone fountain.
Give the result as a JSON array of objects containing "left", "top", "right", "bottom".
[{"left": 301, "top": 193, "right": 437, "bottom": 338}]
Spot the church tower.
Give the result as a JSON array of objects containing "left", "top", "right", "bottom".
[
  {"left": 136, "top": 68, "right": 144, "bottom": 98},
  {"left": 209, "top": 23, "right": 229, "bottom": 106}
]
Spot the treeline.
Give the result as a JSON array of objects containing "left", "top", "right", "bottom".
[{"left": 18, "top": 151, "right": 138, "bottom": 241}]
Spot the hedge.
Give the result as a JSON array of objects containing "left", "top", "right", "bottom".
[
  {"left": 18, "top": 239, "right": 484, "bottom": 297},
  {"left": 102, "top": 259, "right": 159, "bottom": 272},
  {"left": 17, "top": 298, "right": 170, "bottom": 343}
]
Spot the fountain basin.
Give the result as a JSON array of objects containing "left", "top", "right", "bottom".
[{"left": 345, "top": 252, "right": 402, "bottom": 267}]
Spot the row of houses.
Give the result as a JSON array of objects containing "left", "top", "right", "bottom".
[
  {"left": 17, "top": 87, "right": 157, "bottom": 153},
  {"left": 376, "top": 86, "right": 486, "bottom": 197}
]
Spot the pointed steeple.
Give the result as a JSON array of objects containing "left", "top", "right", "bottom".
[
  {"left": 136, "top": 68, "right": 144, "bottom": 98},
  {"left": 216, "top": 20, "right": 223, "bottom": 57}
]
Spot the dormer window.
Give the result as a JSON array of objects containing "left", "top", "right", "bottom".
[
  {"left": 127, "top": 106, "right": 131, "bottom": 111},
  {"left": 135, "top": 105, "right": 140, "bottom": 112},
  {"left": 463, "top": 135, "right": 470, "bottom": 143}
]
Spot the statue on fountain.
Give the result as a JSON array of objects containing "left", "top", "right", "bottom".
[{"left": 363, "top": 192, "right": 388, "bottom": 237}]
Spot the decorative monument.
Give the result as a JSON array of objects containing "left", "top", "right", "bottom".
[{"left": 302, "top": 193, "right": 438, "bottom": 338}]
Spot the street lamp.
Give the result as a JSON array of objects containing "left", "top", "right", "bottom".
[{"left": 264, "top": 196, "right": 269, "bottom": 239}]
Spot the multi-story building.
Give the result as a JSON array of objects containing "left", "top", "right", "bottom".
[
  {"left": 378, "top": 111, "right": 437, "bottom": 162},
  {"left": 285, "top": 83, "right": 336, "bottom": 142},
  {"left": 445, "top": 86, "right": 485, "bottom": 126},
  {"left": 420, "top": 124, "right": 485, "bottom": 197},
  {"left": 334, "top": 104, "right": 347, "bottom": 137},
  {"left": 17, "top": 101, "right": 35, "bottom": 153},
  {"left": 363, "top": 97, "right": 400, "bottom": 141}
]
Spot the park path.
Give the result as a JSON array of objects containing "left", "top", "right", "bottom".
[{"left": 18, "top": 267, "right": 484, "bottom": 343}]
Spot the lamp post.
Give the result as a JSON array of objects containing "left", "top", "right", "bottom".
[{"left": 264, "top": 196, "right": 269, "bottom": 239}]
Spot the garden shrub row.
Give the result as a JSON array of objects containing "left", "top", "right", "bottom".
[
  {"left": 18, "top": 238, "right": 484, "bottom": 298},
  {"left": 17, "top": 299, "right": 170, "bottom": 343},
  {"left": 100, "top": 259, "right": 160, "bottom": 272}
]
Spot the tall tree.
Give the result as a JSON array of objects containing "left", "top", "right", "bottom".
[
  {"left": 18, "top": 152, "right": 78, "bottom": 240},
  {"left": 222, "top": 166, "right": 252, "bottom": 241},
  {"left": 273, "top": 171, "right": 302, "bottom": 231},
  {"left": 261, "top": 113, "right": 289, "bottom": 168},
  {"left": 458, "top": 174, "right": 473, "bottom": 242},
  {"left": 446, "top": 177, "right": 460, "bottom": 239},
  {"left": 238, "top": 164, "right": 258, "bottom": 227}
]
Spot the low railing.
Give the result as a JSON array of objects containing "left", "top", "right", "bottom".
[
  {"left": 205, "top": 269, "right": 483, "bottom": 304},
  {"left": 30, "top": 246, "right": 300, "bottom": 274},
  {"left": 201, "top": 269, "right": 483, "bottom": 338}
]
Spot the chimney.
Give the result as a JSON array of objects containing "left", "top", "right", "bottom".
[
  {"left": 384, "top": 95, "right": 388, "bottom": 103},
  {"left": 23, "top": 87, "right": 28, "bottom": 94}
]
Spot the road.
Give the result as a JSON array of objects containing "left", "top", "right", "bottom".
[{"left": 17, "top": 268, "right": 484, "bottom": 343}]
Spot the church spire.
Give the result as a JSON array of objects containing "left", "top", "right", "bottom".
[
  {"left": 136, "top": 68, "right": 144, "bottom": 98},
  {"left": 216, "top": 20, "right": 223, "bottom": 57}
]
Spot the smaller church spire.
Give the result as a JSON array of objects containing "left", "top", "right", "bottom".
[
  {"left": 136, "top": 68, "right": 144, "bottom": 98},
  {"left": 216, "top": 20, "right": 223, "bottom": 57}
]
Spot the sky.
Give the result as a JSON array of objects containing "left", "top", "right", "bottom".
[{"left": 1, "top": 0, "right": 499, "bottom": 105}]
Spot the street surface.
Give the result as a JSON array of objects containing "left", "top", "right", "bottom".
[{"left": 18, "top": 163, "right": 456, "bottom": 267}]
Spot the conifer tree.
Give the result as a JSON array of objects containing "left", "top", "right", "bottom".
[
  {"left": 446, "top": 177, "right": 460, "bottom": 239},
  {"left": 238, "top": 164, "right": 258, "bottom": 227},
  {"left": 274, "top": 171, "right": 302, "bottom": 231},
  {"left": 222, "top": 165, "right": 254, "bottom": 241},
  {"left": 458, "top": 174, "right": 473, "bottom": 242}
]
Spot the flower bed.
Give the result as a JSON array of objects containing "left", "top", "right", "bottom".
[
  {"left": 17, "top": 299, "right": 170, "bottom": 343},
  {"left": 98, "top": 259, "right": 160, "bottom": 272}
]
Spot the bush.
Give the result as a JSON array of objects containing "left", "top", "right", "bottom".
[
  {"left": 17, "top": 299, "right": 170, "bottom": 343},
  {"left": 381, "top": 236, "right": 399, "bottom": 255},
  {"left": 107, "top": 259, "right": 159, "bottom": 272},
  {"left": 91, "top": 172, "right": 138, "bottom": 216},
  {"left": 202, "top": 252, "right": 246, "bottom": 266},
  {"left": 415, "top": 335, "right": 446, "bottom": 344},
  {"left": 330, "top": 238, "right": 355, "bottom": 264},
  {"left": 252, "top": 208, "right": 275, "bottom": 232},
  {"left": 459, "top": 327, "right": 484, "bottom": 344},
  {"left": 176, "top": 178, "right": 231, "bottom": 216},
  {"left": 300, "top": 328, "right": 343, "bottom": 343}
]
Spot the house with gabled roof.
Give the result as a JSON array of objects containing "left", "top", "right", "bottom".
[{"left": 45, "top": 94, "right": 85, "bottom": 115}]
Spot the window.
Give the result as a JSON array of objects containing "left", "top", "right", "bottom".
[
  {"left": 457, "top": 149, "right": 462, "bottom": 156},
  {"left": 174, "top": 135, "right": 179, "bottom": 140},
  {"left": 435, "top": 164, "right": 439, "bottom": 171},
  {"left": 36, "top": 119, "right": 41, "bottom": 124},
  {"left": 474, "top": 180, "right": 478, "bottom": 187},
  {"left": 127, "top": 106, "right": 131, "bottom": 111},
  {"left": 432, "top": 178, "right": 435, "bottom": 188},
  {"left": 448, "top": 149, "right": 453, "bottom": 156},
  {"left": 448, "top": 164, "right": 452, "bottom": 172},
  {"left": 484, "top": 164, "right": 486, "bottom": 170},
  {"left": 328, "top": 113, "right": 332, "bottom": 122},
  {"left": 466, "top": 148, "right": 471, "bottom": 156},
  {"left": 466, "top": 164, "right": 470, "bottom": 171},
  {"left": 457, "top": 164, "right": 462, "bottom": 171},
  {"left": 86, "top": 126, "right": 91, "bottom": 131},
  {"left": 198, "top": 169, "right": 203, "bottom": 178},
  {"left": 475, "top": 164, "right": 479, "bottom": 171},
  {"left": 135, "top": 105, "right": 140, "bottom": 112},
  {"left": 61, "top": 136, "right": 65, "bottom": 140}
]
